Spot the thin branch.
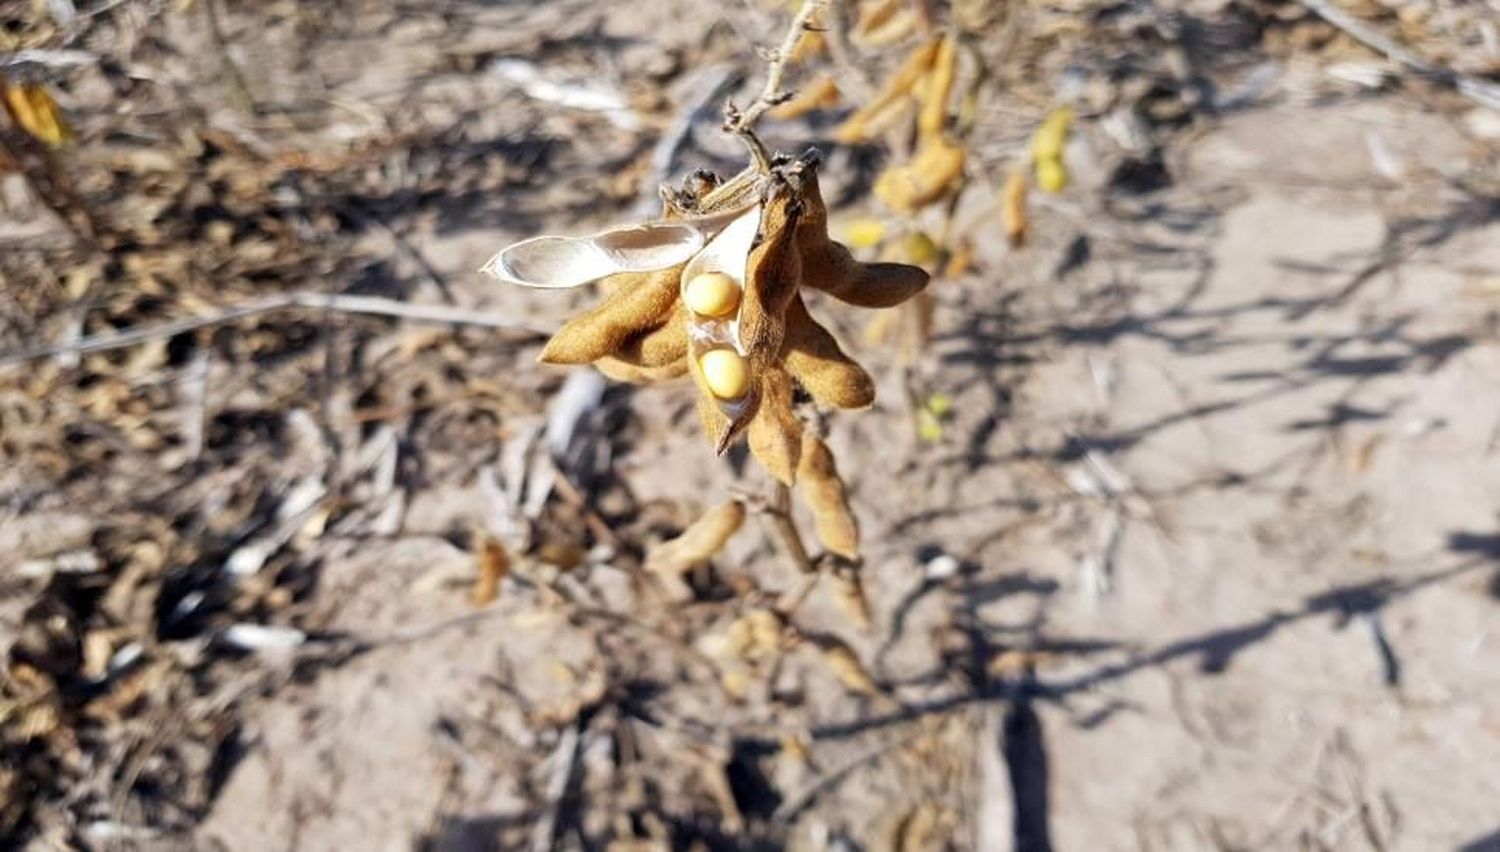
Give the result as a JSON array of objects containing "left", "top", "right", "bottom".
[
  {"left": 1296, "top": 0, "right": 1500, "bottom": 110},
  {"left": 761, "top": 481, "right": 816, "bottom": 574},
  {"left": 0, "top": 292, "right": 551, "bottom": 369},
  {"left": 724, "top": 0, "right": 828, "bottom": 167}
]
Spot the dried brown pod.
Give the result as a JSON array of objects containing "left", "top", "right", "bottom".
[
  {"left": 646, "top": 499, "right": 747, "bottom": 576},
  {"left": 769, "top": 76, "right": 840, "bottom": 120},
  {"left": 806, "top": 633, "right": 880, "bottom": 696},
  {"left": 747, "top": 367, "right": 804, "bottom": 486},
  {"left": 834, "top": 37, "right": 941, "bottom": 143},
  {"left": 830, "top": 566, "right": 874, "bottom": 631},
  {"left": 797, "top": 432, "right": 860, "bottom": 559},
  {"left": 782, "top": 295, "right": 875, "bottom": 410},
  {"left": 736, "top": 180, "right": 804, "bottom": 369},
  {"left": 594, "top": 356, "right": 689, "bottom": 384},
  {"left": 873, "top": 137, "right": 966, "bottom": 214},
  {"left": 538, "top": 266, "right": 683, "bottom": 364},
  {"left": 797, "top": 168, "right": 931, "bottom": 307},
  {"left": 614, "top": 305, "right": 690, "bottom": 368}
]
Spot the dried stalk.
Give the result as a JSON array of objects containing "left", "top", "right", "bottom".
[
  {"left": 763, "top": 481, "right": 816, "bottom": 574},
  {"left": 725, "top": 0, "right": 828, "bottom": 168},
  {"left": 0, "top": 292, "right": 551, "bottom": 369}
]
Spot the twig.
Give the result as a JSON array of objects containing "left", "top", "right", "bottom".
[
  {"left": 761, "top": 481, "right": 816, "bottom": 574},
  {"left": 0, "top": 292, "right": 551, "bottom": 369},
  {"left": 1296, "top": 0, "right": 1500, "bottom": 111},
  {"left": 724, "top": 0, "right": 828, "bottom": 167},
  {"left": 528, "top": 718, "right": 584, "bottom": 852}
]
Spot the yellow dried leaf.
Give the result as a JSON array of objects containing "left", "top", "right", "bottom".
[
  {"left": 646, "top": 500, "right": 746, "bottom": 575},
  {"left": 797, "top": 432, "right": 859, "bottom": 559},
  {"left": 841, "top": 217, "right": 887, "bottom": 249},
  {"left": 1030, "top": 107, "right": 1074, "bottom": 163},
  {"left": 1036, "top": 157, "right": 1068, "bottom": 193},
  {"left": 1, "top": 82, "right": 70, "bottom": 146}
]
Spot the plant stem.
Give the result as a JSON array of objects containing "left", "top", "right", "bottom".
[{"left": 765, "top": 481, "right": 816, "bottom": 574}]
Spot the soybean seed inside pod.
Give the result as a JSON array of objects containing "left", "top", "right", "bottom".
[
  {"left": 684, "top": 271, "right": 741, "bottom": 318},
  {"left": 699, "top": 348, "right": 749, "bottom": 400}
]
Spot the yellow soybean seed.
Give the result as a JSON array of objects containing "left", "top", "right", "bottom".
[
  {"left": 684, "top": 272, "right": 741, "bottom": 318},
  {"left": 699, "top": 348, "right": 749, "bottom": 399}
]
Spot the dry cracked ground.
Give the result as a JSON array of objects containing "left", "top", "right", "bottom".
[{"left": 2, "top": 1, "right": 1499, "bottom": 851}]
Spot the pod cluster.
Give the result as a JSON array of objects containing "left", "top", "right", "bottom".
[{"left": 485, "top": 157, "right": 929, "bottom": 494}]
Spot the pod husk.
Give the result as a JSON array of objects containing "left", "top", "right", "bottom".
[
  {"left": 747, "top": 367, "right": 803, "bottom": 486},
  {"left": 595, "top": 356, "right": 688, "bottom": 384},
  {"left": 614, "top": 304, "right": 690, "bottom": 368},
  {"left": 737, "top": 180, "right": 804, "bottom": 370},
  {"left": 538, "top": 265, "right": 683, "bottom": 364},
  {"left": 782, "top": 296, "right": 874, "bottom": 410},
  {"left": 873, "top": 136, "right": 966, "bottom": 214},
  {"left": 797, "top": 432, "right": 859, "bottom": 559},
  {"left": 645, "top": 499, "right": 746, "bottom": 576},
  {"left": 796, "top": 167, "right": 931, "bottom": 308},
  {"left": 834, "top": 37, "right": 940, "bottom": 143}
]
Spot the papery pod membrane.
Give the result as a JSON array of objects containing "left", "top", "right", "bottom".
[
  {"left": 746, "top": 367, "right": 803, "bottom": 486},
  {"left": 481, "top": 206, "right": 753, "bottom": 289},
  {"left": 796, "top": 166, "right": 930, "bottom": 308},
  {"left": 797, "top": 432, "right": 860, "bottom": 559},
  {"left": 782, "top": 296, "right": 875, "bottom": 410},
  {"left": 537, "top": 265, "right": 683, "bottom": 364},
  {"left": 645, "top": 500, "right": 746, "bottom": 576}
]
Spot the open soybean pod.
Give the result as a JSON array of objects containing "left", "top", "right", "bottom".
[{"left": 682, "top": 204, "right": 765, "bottom": 451}]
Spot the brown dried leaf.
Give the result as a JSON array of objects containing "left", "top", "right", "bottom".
[
  {"left": 471, "top": 535, "right": 510, "bottom": 606},
  {"left": 1003, "top": 166, "right": 1029, "bottom": 247},
  {"left": 782, "top": 296, "right": 875, "bottom": 410},
  {"left": 797, "top": 432, "right": 860, "bottom": 559},
  {"left": 538, "top": 266, "right": 683, "bottom": 364},
  {"left": 747, "top": 367, "right": 803, "bottom": 486},
  {"left": 646, "top": 500, "right": 746, "bottom": 575}
]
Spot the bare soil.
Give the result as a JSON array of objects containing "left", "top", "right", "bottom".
[{"left": 2, "top": 1, "right": 1498, "bottom": 851}]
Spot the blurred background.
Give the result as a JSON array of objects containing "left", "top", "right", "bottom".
[{"left": 1, "top": 0, "right": 1498, "bottom": 849}]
